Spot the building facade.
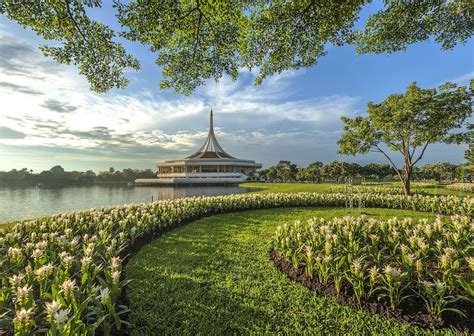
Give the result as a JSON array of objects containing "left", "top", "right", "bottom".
[{"left": 135, "top": 110, "right": 262, "bottom": 185}]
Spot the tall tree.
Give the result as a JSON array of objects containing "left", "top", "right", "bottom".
[
  {"left": 1, "top": 1, "right": 472, "bottom": 94},
  {"left": 274, "top": 160, "right": 298, "bottom": 181},
  {"left": 362, "top": 163, "right": 393, "bottom": 180},
  {"left": 338, "top": 82, "right": 472, "bottom": 195},
  {"left": 303, "top": 161, "right": 324, "bottom": 183},
  {"left": 418, "top": 162, "right": 458, "bottom": 182},
  {"left": 323, "top": 161, "right": 346, "bottom": 183}
]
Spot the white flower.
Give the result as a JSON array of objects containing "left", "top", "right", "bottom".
[
  {"left": 415, "top": 259, "right": 423, "bottom": 273},
  {"left": 352, "top": 260, "right": 362, "bottom": 271},
  {"left": 100, "top": 287, "right": 110, "bottom": 304},
  {"left": 36, "top": 240, "right": 48, "bottom": 250},
  {"left": 31, "top": 248, "right": 43, "bottom": 259},
  {"left": 384, "top": 265, "right": 401, "bottom": 279},
  {"left": 53, "top": 309, "right": 70, "bottom": 324},
  {"left": 369, "top": 266, "right": 378, "bottom": 282},
  {"left": 15, "top": 285, "right": 32, "bottom": 303},
  {"left": 434, "top": 280, "right": 445, "bottom": 291},
  {"left": 8, "top": 274, "right": 25, "bottom": 289},
  {"left": 110, "top": 257, "right": 121, "bottom": 270},
  {"left": 465, "top": 256, "right": 474, "bottom": 271},
  {"left": 61, "top": 279, "right": 77, "bottom": 297},
  {"left": 81, "top": 256, "right": 93, "bottom": 268},
  {"left": 45, "top": 299, "right": 62, "bottom": 318},
  {"left": 35, "top": 263, "right": 54, "bottom": 280},
  {"left": 13, "top": 307, "right": 34, "bottom": 324},
  {"left": 111, "top": 270, "right": 121, "bottom": 284},
  {"left": 8, "top": 247, "right": 21, "bottom": 259}
]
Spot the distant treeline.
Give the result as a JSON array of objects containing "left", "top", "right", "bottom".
[
  {"left": 0, "top": 166, "right": 156, "bottom": 186},
  {"left": 1, "top": 161, "right": 472, "bottom": 187},
  {"left": 256, "top": 161, "right": 474, "bottom": 183}
]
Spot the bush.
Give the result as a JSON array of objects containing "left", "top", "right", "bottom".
[
  {"left": 0, "top": 192, "right": 472, "bottom": 334},
  {"left": 271, "top": 215, "right": 473, "bottom": 325}
]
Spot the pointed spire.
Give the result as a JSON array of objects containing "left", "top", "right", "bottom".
[
  {"left": 209, "top": 109, "right": 214, "bottom": 133},
  {"left": 186, "top": 109, "right": 235, "bottom": 159}
]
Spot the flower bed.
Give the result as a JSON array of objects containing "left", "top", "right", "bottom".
[
  {"left": 327, "top": 185, "right": 427, "bottom": 195},
  {"left": 446, "top": 183, "right": 474, "bottom": 193},
  {"left": 271, "top": 215, "right": 473, "bottom": 330},
  {"left": 0, "top": 192, "right": 473, "bottom": 334}
]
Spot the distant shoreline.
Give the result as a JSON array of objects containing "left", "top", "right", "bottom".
[{"left": 0, "top": 181, "right": 130, "bottom": 187}]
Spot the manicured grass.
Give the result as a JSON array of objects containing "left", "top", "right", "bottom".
[
  {"left": 241, "top": 182, "right": 473, "bottom": 196},
  {"left": 242, "top": 182, "right": 336, "bottom": 194},
  {"left": 125, "top": 207, "right": 447, "bottom": 335}
]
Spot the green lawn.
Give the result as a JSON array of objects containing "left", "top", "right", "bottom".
[
  {"left": 125, "top": 207, "right": 447, "bottom": 335},
  {"left": 241, "top": 181, "right": 472, "bottom": 196}
]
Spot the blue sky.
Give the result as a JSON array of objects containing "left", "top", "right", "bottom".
[{"left": 0, "top": 2, "right": 472, "bottom": 172}]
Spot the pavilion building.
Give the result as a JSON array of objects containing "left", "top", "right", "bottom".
[{"left": 135, "top": 110, "right": 262, "bottom": 185}]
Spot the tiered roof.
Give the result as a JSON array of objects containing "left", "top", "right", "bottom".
[{"left": 186, "top": 110, "right": 236, "bottom": 159}]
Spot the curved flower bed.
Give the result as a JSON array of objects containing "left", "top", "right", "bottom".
[
  {"left": 271, "top": 215, "right": 473, "bottom": 330},
  {"left": 446, "top": 183, "right": 474, "bottom": 193},
  {"left": 327, "top": 185, "right": 428, "bottom": 195},
  {"left": 0, "top": 192, "right": 473, "bottom": 334}
]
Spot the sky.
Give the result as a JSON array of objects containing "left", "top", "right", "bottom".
[{"left": 0, "top": 2, "right": 473, "bottom": 172}]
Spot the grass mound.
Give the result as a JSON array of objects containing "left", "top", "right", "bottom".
[
  {"left": 125, "top": 207, "right": 449, "bottom": 335},
  {"left": 271, "top": 215, "right": 473, "bottom": 331}
]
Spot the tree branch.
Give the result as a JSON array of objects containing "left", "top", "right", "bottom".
[
  {"left": 197, "top": 7, "right": 217, "bottom": 37},
  {"left": 387, "top": 141, "right": 404, "bottom": 155},
  {"left": 289, "top": 1, "right": 315, "bottom": 47},
  {"left": 410, "top": 144, "right": 417, "bottom": 161},
  {"left": 412, "top": 139, "right": 431, "bottom": 166},
  {"left": 373, "top": 145, "right": 404, "bottom": 181},
  {"left": 189, "top": 7, "right": 203, "bottom": 69},
  {"left": 63, "top": 1, "right": 98, "bottom": 57}
]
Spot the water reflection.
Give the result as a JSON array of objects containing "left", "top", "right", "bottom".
[{"left": 0, "top": 185, "right": 251, "bottom": 223}]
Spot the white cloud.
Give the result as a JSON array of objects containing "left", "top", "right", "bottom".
[
  {"left": 0, "top": 24, "right": 365, "bottom": 170},
  {"left": 448, "top": 71, "right": 473, "bottom": 86}
]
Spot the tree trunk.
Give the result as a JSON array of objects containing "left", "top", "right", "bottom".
[
  {"left": 402, "top": 144, "right": 412, "bottom": 196},
  {"left": 401, "top": 163, "right": 412, "bottom": 196},
  {"left": 402, "top": 175, "right": 411, "bottom": 195}
]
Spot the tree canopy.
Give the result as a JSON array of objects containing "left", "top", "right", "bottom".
[
  {"left": 338, "top": 81, "right": 473, "bottom": 195},
  {"left": 1, "top": 0, "right": 472, "bottom": 94}
]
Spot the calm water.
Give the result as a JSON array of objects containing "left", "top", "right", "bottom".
[{"left": 0, "top": 185, "right": 253, "bottom": 224}]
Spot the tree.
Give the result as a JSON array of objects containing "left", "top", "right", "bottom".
[
  {"left": 274, "top": 160, "right": 298, "bottom": 182},
  {"left": 301, "top": 161, "right": 324, "bottom": 183},
  {"left": 362, "top": 163, "right": 393, "bottom": 180},
  {"left": 1, "top": 1, "right": 472, "bottom": 95},
  {"left": 266, "top": 167, "right": 278, "bottom": 181},
  {"left": 323, "top": 161, "right": 344, "bottom": 183},
  {"left": 338, "top": 82, "right": 472, "bottom": 195},
  {"left": 465, "top": 123, "right": 474, "bottom": 164},
  {"left": 352, "top": 1, "right": 474, "bottom": 54},
  {"left": 50, "top": 165, "right": 65, "bottom": 174},
  {"left": 418, "top": 162, "right": 458, "bottom": 182}
]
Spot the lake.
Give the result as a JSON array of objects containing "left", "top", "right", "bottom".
[{"left": 0, "top": 184, "right": 254, "bottom": 224}]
